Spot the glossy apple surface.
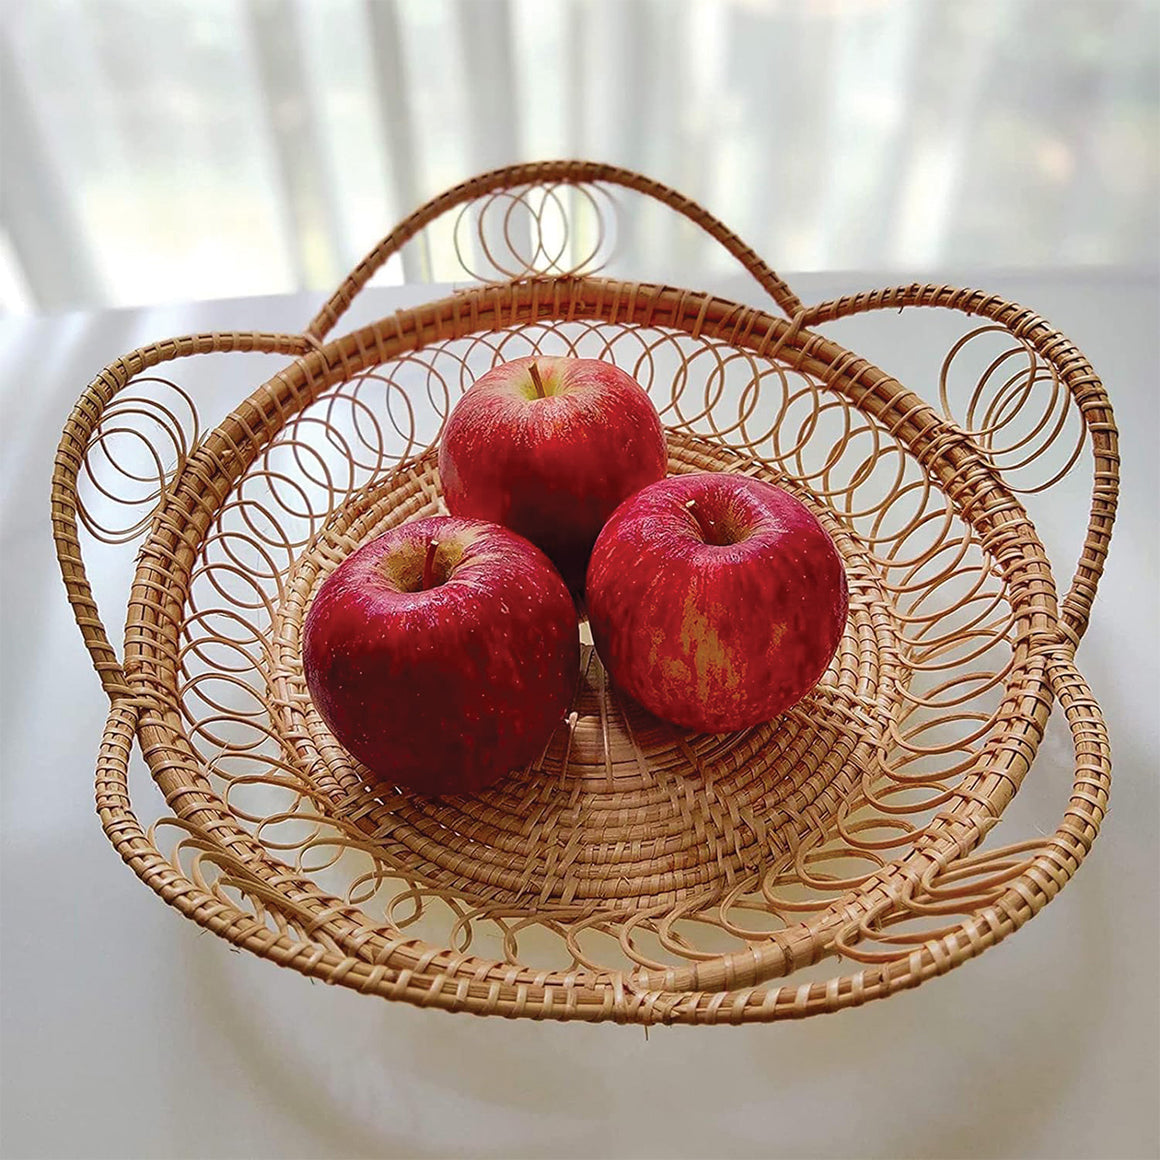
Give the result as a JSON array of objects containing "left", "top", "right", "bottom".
[
  {"left": 303, "top": 516, "right": 579, "bottom": 795},
  {"left": 437, "top": 355, "right": 667, "bottom": 593},
  {"left": 586, "top": 473, "right": 849, "bottom": 732}
]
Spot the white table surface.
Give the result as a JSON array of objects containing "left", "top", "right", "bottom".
[{"left": 2, "top": 270, "right": 1157, "bottom": 1160}]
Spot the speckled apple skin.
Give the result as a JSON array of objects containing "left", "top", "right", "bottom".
[
  {"left": 586, "top": 474, "right": 849, "bottom": 733},
  {"left": 438, "top": 356, "right": 667, "bottom": 594},
  {"left": 303, "top": 516, "right": 579, "bottom": 795}
]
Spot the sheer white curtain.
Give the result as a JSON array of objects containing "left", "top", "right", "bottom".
[{"left": 1, "top": 0, "right": 1156, "bottom": 313}]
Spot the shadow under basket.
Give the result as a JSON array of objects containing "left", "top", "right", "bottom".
[{"left": 54, "top": 161, "right": 1115, "bottom": 1024}]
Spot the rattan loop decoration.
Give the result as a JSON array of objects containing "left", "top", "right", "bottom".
[{"left": 53, "top": 161, "right": 1114, "bottom": 1023}]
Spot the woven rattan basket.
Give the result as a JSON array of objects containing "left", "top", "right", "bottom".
[{"left": 54, "top": 162, "right": 1115, "bottom": 1024}]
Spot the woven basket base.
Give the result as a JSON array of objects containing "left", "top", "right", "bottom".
[{"left": 267, "top": 432, "right": 900, "bottom": 919}]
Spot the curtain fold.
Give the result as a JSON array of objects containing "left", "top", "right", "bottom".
[{"left": 1, "top": 0, "right": 1156, "bottom": 313}]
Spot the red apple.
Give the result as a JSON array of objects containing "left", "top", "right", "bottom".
[
  {"left": 303, "top": 516, "right": 579, "bottom": 795},
  {"left": 437, "top": 356, "right": 667, "bottom": 593},
  {"left": 586, "top": 473, "right": 848, "bottom": 732}
]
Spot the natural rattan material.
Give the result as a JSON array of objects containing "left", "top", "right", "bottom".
[{"left": 53, "top": 162, "right": 1114, "bottom": 1023}]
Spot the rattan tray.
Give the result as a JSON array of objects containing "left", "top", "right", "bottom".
[{"left": 54, "top": 161, "right": 1115, "bottom": 1024}]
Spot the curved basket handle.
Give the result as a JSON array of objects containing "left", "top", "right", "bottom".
[
  {"left": 799, "top": 285, "right": 1120, "bottom": 643},
  {"left": 305, "top": 160, "right": 805, "bottom": 343},
  {"left": 53, "top": 330, "right": 311, "bottom": 700}
]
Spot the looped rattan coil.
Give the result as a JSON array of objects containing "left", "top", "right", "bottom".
[{"left": 54, "top": 161, "right": 1115, "bottom": 1023}]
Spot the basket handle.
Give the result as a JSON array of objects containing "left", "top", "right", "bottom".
[
  {"left": 305, "top": 160, "right": 805, "bottom": 344},
  {"left": 53, "top": 330, "right": 311, "bottom": 701},
  {"left": 799, "top": 285, "right": 1119, "bottom": 643}
]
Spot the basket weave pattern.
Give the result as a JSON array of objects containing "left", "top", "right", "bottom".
[{"left": 53, "top": 162, "right": 1115, "bottom": 1022}]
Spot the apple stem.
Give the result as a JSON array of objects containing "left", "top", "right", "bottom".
[
  {"left": 684, "top": 498, "right": 713, "bottom": 540},
  {"left": 421, "top": 538, "right": 440, "bottom": 590},
  {"left": 528, "top": 361, "right": 547, "bottom": 399}
]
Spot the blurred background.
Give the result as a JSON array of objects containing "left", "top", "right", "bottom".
[{"left": 1, "top": 0, "right": 1157, "bottom": 314}]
